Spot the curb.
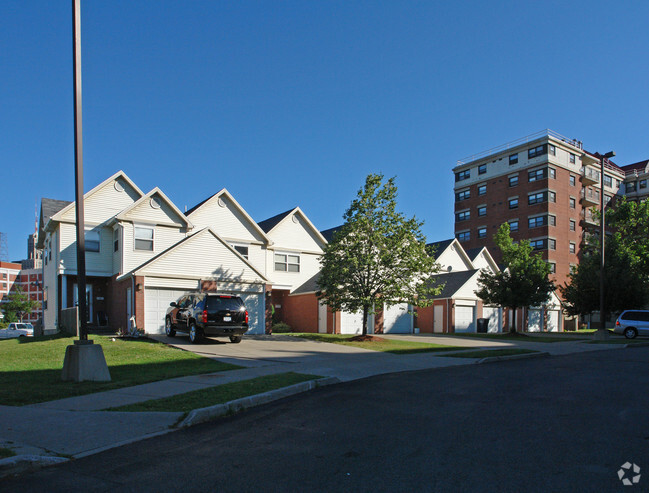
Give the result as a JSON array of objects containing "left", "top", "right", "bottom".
[
  {"left": 0, "top": 455, "right": 69, "bottom": 479},
  {"left": 475, "top": 351, "right": 550, "bottom": 364},
  {"left": 625, "top": 341, "right": 649, "bottom": 348},
  {"left": 178, "top": 376, "right": 340, "bottom": 428}
]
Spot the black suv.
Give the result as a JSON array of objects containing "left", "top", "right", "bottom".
[{"left": 165, "top": 293, "right": 249, "bottom": 344}]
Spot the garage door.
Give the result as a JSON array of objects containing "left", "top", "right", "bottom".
[
  {"left": 454, "top": 305, "right": 475, "bottom": 333},
  {"left": 144, "top": 288, "right": 188, "bottom": 334},
  {"left": 383, "top": 303, "right": 412, "bottom": 333},
  {"left": 483, "top": 307, "right": 500, "bottom": 333},
  {"left": 547, "top": 310, "right": 560, "bottom": 332},
  {"left": 340, "top": 310, "right": 372, "bottom": 335},
  {"left": 238, "top": 292, "right": 265, "bottom": 335},
  {"left": 527, "top": 309, "right": 542, "bottom": 332}
]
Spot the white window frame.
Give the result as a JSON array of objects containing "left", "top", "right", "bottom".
[
  {"left": 134, "top": 224, "right": 154, "bottom": 251},
  {"left": 85, "top": 228, "right": 101, "bottom": 253},
  {"left": 274, "top": 252, "right": 300, "bottom": 273},
  {"left": 231, "top": 243, "right": 250, "bottom": 260}
]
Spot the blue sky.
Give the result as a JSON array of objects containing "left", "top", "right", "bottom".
[{"left": 1, "top": 1, "right": 648, "bottom": 262}]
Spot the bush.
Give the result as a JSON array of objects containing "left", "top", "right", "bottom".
[{"left": 272, "top": 322, "right": 292, "bottom": 333}]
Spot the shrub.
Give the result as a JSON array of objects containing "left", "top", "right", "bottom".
[{"left": 272, "top": 322, "right": 292, "bottom": 333}]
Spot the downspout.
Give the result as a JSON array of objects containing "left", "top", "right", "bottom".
[{"left": 131, "top": 274, "right": 136, "bottom": 329}]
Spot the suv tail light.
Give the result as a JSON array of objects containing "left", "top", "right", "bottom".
[
  {"left": 203, "top": 309, "right": 208, "bottom": 324},
  {"left": 245, "top": 311, "right": 249, "bottom": 324},
  {"left": 616, "top": 320, "right": 620, "bottom": 326}
]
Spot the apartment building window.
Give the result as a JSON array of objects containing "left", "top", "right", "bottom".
[
  {"left": 528, "top": 144, "right": 547, "bottom": 159},
  {"left": 570, "top": 175, "right": 576, "bottom": 186},
  {"left": 528, "top": 191, "right": 548, "bottom": 205},
  {"left": 509, "top": 220, "right": 519, "bottom": 232},
  {"left": 570, "top": 153, "right": 576, "bottom": 164},
  {"left": 549, "top": 144, "right": 556, "bottom": 156},
  {"left": 85, "top": 228, "right": 100, "bottom": 253},
  {"left": 275, "top": 253, "right": 300, "bottom": 272},
  {"left": 549, "top": 239, "right": 556, "bottom": 250},
  {"left": 478, "top": 184, "right": 487, "bottom": 195},
  {"left": 528, "top": 168, "right": 547, "bottom": 182},
  {"left": 477, "top": 206, "right": 487, "bottom": 217},
  {"left": 569, "top": 197, "right": 576, "bottom": 209},
  {"left": 549, "top": 215, "right": 556, "bottom": 226},
  {"left": 604, "top": 174, "right": 612, "bottom": 187},
  {"left": 528, "top": 216, "right": 547, "bottom": 228},
  {"left": 640, "top": 179, "right": 647, "bottom": 189},
  {"left": 478, "top": 227, "right": 487, "bottom": 239},
  {"left": 509, "top": 153, "right": 518, "bottom": 165},
  {"left": 456, "top": 210, "right": 470, "bottom": 222},
  {"left": 604, "top": 194, "right": 612, "bottom": 205},
  {"left": 478, "top": 164, "right": 487, "bottom": 175},
  {"left": 530, "top": 239, "right": 546, "bottom": 250},
  {"left": 569, "top": 242, "right": 576, "bottom": 254},
  {"left": 548, "top": 262, "right": 556, "bottom": 274},
  {"left": 509, "top": 175, "right": 519, "bottom": 187},
  {"left": 627, "top": 181, "right": 637, "bottom": 192},
  {"left": 457, "top": 231, "right": 470, "bottom": 242},
  {"left": 113, "top": 228, "right": 119, "bottom": 252},
  {"left": 134, "top": 225, "right": 154, "bottom": 251},
  {"left": 455, "top": 169, "right": 471, "bottom": 182},
  {"left": 549, "top": 168, "right": 556, "bottom": 179},
  {"left": 508, "top": 198, "right": 519, "bottom": 209},
  {"left": 456, "top": 189, "right": 470, "bottom": 201},
  {"left": 1, "top": 273, "right": 5, "bottom": 279},
  {"left": 549, "top": 191, "right": 556, "bottom": 202},
  {"left": 570, "top": 219, "right": 576, "bottom": 231}
]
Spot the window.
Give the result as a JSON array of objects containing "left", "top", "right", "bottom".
[
  {"left": 113, "top": 228, "right": 119, "bottom": 252},
  {"left": 85, "top": 229, "right": 100, "bottom": 253},
  {"left": 549, "top": 144, "right": 556, "bottom": 156},
  {"left": 549, "top": 239, "right": 556, "bottom": 250},
  {"left": 549, "top": 191, "right": 556, "bottom": 202},
  {"left": 604, "top": 174, "right": 612, "bottom": 187},
  {"left": 640, "top": 180, "right": 647, "bottom": 189},
  {"left": 509, "top": 198, "right": 519, "bottom": 209},
  {"left": 457, "top": 231, "right": 470, "bottom": 242},
  {"left": 478, "top": 227, "right": 487, "bottom": 239},
  {"left": 569, "top": 219, "right": 576, "bottom": 231},
  {"left": 478, "top": 184, "right": 487, "bottom": 195},
  {"left": 528, "top": 168, "right": 547, "bottom": 182},
  {"left": 455, "top": 169, "right": 471, "bottom": 182},
  {"left": 569, "top": 197, "right": 576, "bottom": 209},
  {"left": 509, "top": 220, "right": 519, "bottom": 232},
  {"left": 549, "top": 215, "right": 556, "bottom": 226},
  {"left": 528, "top": 216, "right": 547, "bottom": 228},
  {"left": 548, "top": 262, "right": 556, "bottom": 274},
  {"left": 530, "top": 239, "right": 546, "bottom": 250},
  {"left": 549, "top": 168, "right": 556, "bottom": 179},
  {"left": 570, "top": 153, "right": 576, "bottom": 164},
  {"left": 528, "top": 144, "right": 547, "bottom": 159},
  {"left": 478, "top": 164, "right": 487, "bottom": 175},
  {"left": 569, "top": 242, "right": 576, "bottom": 254},
  {"left": 570, "top": 175, "right": 576, "bottom": 186},
  {"left": 509, "top": 153, "right": 518, "bottom": 165},
  {"left": 509, "top": 175, "right": 519, "bottom": 187},
  {"left": 275, "top": 253, "right": 300, "bottom": 272},
  {"left": 134, "top": 226, "right": 154, "bottom": 251},
  {"left": 456, "top": 210, "right": 470, "bottom": 222},
  {"left": 627, "top": 181, "right": 637, "bottom": 192},
  {"left": 456, "top": 189, "right": 470, "bottom": 201},
  {"left": 477, "top": 206, "right": 487, "bottom": 217},
  {"left": 232, "top": 245, "right": 249, "bottom": 259},
  {"left": 1, "top": 273, "right": 5, "bottom": 279},
  {"left": 528, "top": 191, "right": 548, "bottom": 205}
]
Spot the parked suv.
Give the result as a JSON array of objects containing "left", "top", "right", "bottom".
[
  {"left": 614, "top": 310, "right": 649, "bottom": 339},
  {"left": 165, "top": 293, "right": 248, "bottom": 344}
]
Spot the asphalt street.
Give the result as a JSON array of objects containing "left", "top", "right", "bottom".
[{"left": 3, "top": 346, "right": 648, "bottom": 492}]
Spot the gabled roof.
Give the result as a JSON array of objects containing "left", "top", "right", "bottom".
[
  {"left": 259, "top": 207, "right": 328, "bottom": 246},
  {"left": 320, "top": 225, "right": 343, "bottom": 243},
  {"left": 186, "top": 188, "right": 270, "bottom": 243},
  {"left": 114, "top": 187, "right": 193, "bottom": 228},
  {"left": 426, "top": 239, "right": 454, "bottom": 258},
  {"left": 37, "top": 198, "right": 72, "bottom": 248},
  {"left": 621, "top": 159, "right": 649, "bottom": 175},
  {"left": 427, "top": 269, "right": 479, "bottom": 299},
  {"left": 290, "top": 272, "right": 321, "bottom": 295},
  {"left": 51, "top": 170, "right": 144, "bottom": 223},
  {"left": 258, "top": 208, "right": 295, "bottom": 233}
]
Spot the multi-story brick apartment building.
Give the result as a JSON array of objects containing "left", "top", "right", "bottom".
[{"left": 452, "top": 129, "right": 631, "bottom": 292}]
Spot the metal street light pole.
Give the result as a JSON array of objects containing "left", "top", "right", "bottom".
[{"left": 595, "top": 151, "right": 615, "bottom": 341}]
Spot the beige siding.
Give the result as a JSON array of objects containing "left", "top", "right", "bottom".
[
  {"left": 58, "top": 223, "right": 113, "bottom": 275},
  {"left": 122, "top": 223, "right": 187, "bottom": 273},
  {"left": 268, "top": 250, "right": 321, "bottom": 292},
  {"left": 267, "top": 215, "right": 324, "bottom": 254},
  {"left": 145, "top": 277, "right": 200, "bottom": 290},
  {"left": 112, "top": 225, "right": 122, "bottom": 275},
  {"left": 246, "top": 244, "right": 266, "bottom": 276},
  {"left": 137, "top": 231, "right": 265, "bottom": 284},
  {"left": 437, "top": 245, "right": 473, "bottom": 272},
  {"left": 454, "top": 273, "right": 481, "bottom": 299},
  {"left": 188, "top": 195, "right": 265, "bottom": 243},
  {"left": 59, "top": 179, "right": 141, "bottom": 224},
  {"left": 122, "top": 196, "right": 186, "bottom": 227}
]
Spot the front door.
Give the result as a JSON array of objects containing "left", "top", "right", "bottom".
[
  {"left": 73, "top": 283, "right": 93, "bottom": 323},
  {"left": 318, "top": 302, "right": 327, "bottom": 333},
  {"left": 434, "top": 305, "right": 444, "bottom": 333}
]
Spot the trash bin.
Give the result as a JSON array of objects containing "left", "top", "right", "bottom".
[{"left": 477, "top": 318, "right": 489, "bottom": 333}]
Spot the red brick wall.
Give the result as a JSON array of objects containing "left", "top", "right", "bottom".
[
  {"left": 283, "top": 293, "right": 318, "bottom": 332},
  {"left": 134, "top": 276, "right": 145, "bottom": 330},
  {"left": 108, "top": 275, "right": 130, "bottom": 332}
]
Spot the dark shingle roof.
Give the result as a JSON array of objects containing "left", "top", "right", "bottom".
[
  {"left": 291, "top": 272, "right": 321, "bottom": 295},
  {"left": 320, "top": 225, "right": 343, "bottom": 242},
  {"left": 620, "top": 159, "right": 649, "bottom": 174},
  {"left": 427, "top": 269, "right": 479, "bottom": 299},
  {"left": 257, "top": 208, "right": 295, "bottom": 233},
  {"left": 426, "top": 239, "right": 454, "bottom": 259},
  {"left": 38, "top": 198, "right": 72, "bottom": 247},
  {"left": 465, "top": 247, "right": 483, "bottom": 261}
]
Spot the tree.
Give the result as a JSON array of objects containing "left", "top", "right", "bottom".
[
  {"left": 316, "top": 174, "right": 441, "bottom": 336},
  {"left": 475, "top": 223, "right": 555, "bottom": 332},
  {"left": 3, "top": 286, "right": 40, "bottom": 323}
]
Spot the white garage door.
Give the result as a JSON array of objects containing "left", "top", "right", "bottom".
[
  {"left": 340, "top": 310, "right": 373, "bottom": 335},
  {"left": 144, "top": 288, "right": 188, "bottom": 334},
  {"left": 528, "top": 309, "right": 542, "bottom": 332},
  {"left": 547, "top": 310, "right": 560, "bottom": 332},
  {"left": 238, "top": 292, "right": 265, "bottom": 335},
  {"left": 455, "top": 305, "right": 475, "bottom": 333},
  {"left": 483, "top": 307, "right": 500, "bottom": 333},
  {"left": 383, "top": 303, "right": 412, "bottom": 333}
]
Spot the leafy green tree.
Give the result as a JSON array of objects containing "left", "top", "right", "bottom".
[
  {"left": 607, "top": 198, "right": 649, "bottom": 278},
  {"left": 475, "top": 223, "right": 555, "bottom": 332},
  {"left": 317, "top": 174, "right": 441, "bottom": 336},
  {"left": 3, "top": 286, "right": 40, "bottom": 323}
]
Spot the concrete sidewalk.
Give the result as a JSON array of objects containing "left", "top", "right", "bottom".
[{"left": 0, "top": 332, "right": 629, "bottom": 473}]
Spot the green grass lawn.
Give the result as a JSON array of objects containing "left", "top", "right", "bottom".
[
  {"left": 108, "top": 372, "right": 321, "bottom": 413},
  {"left": 444, "top": 348, "right": 540, "bottom": 358},
  {"left": 448, "top": 333, "right": 584, "bottom": 343},
  {"left": 288, "top": 333, "right": 465, "bottom": 354},
  {"left": 0, "top": 334, "right": 241, "bottom": 406}
]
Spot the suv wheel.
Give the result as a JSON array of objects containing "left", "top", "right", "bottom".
[
  {"left": 165, "top": 318, "right": 176, "bottom": 337},
  {"left": 624, "top": 327, "right": 638, "bottom": 339},
  {"left": 189, "top": 322, "right": 203, "bottom": 344},
  {"left": 229, "top": 335, "right": 242, "bottom": 344}
]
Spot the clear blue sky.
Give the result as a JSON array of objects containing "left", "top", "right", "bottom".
[{"left": 2, "top": 1, "right": 648, "bottom": 262}]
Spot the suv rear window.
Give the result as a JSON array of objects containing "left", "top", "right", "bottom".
[{"left": 206, "top": 297, "right": 244, "bottom": 311}]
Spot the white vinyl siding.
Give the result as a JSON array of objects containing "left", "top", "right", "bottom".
[
  {"left": 59, "top": 178, "right": 141, "bottom": 224},
  {"left": 188, "top": 195, "right": 266, "bottom": 244},
  {"left": 58, "top": 223, "right": 113, "bottom": 274},
  {"left": 122, "top": 195, "right": 186, "bottom": 227},
  {"left": 122, "top": 224, "right": 186, "bottom": 273}
]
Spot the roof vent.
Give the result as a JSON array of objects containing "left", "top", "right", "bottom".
[
  {"left": 150, "top": 197, "right": 161, "bottom": 209},
  {"left": 218, "top": 198, "right": 226, "bottom": 208},
  {"left": 114, "top": 179, "right": 125, "bottom": 192}
]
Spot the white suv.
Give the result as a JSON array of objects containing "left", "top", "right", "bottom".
[{"left": 614, "top": 310, "right": 649, "bottom": 339}]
